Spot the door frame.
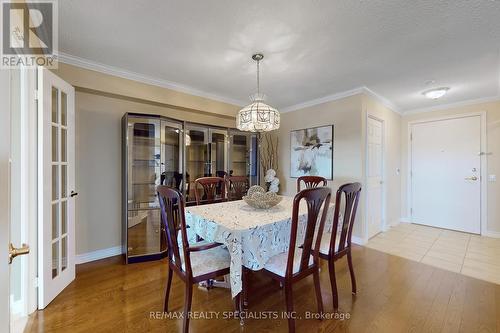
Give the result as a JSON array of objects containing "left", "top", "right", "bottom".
[
  {"left": 364, "top": 114, "right": 386, "bottom": 240},
  {"left": 9, "top": 67, "right": 39, "bottom": 331},
  {"left": 1, "top": 67, "right": 12, "bottom": 333},
  {"left": 407, "top": 112, "right": 487, "bottom": 235}
]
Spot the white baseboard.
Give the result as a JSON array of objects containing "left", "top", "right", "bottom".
[
  {"left": 483, "top": 230, "right": 500, "bottom": 239},
  {"left": 351, "top": 236, "right": 366, "bottom": 245},
  {"left": 76, "top": 246, "right": 122, "bottom": 265},
  {"left": 400, "top": 217, "right": 411, "bottom": 223},
  {"left": 383, "top": 220, "right": 401, "bottom": 231}
]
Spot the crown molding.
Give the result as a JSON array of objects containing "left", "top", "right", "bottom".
[
  {"left": 55, "top": 52, "right": 247, "bottom": 107},
  {"left": 280, "top": 86, "right": 401, "bottom": 115},
  {"left": 402, "top": 95, "right": 500, "bottom": 115},
  {"left": 280, "top": 87, "right": 366, "bottom": 113},
  {"left": 55, "top": 52, "right": 500, "bottom": 117},
  {"left": 363, "top": 87, "right": 401, "bottom": 114}
]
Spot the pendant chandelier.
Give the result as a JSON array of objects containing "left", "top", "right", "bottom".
[{"left": 237, "top": 54, "right": 280, "bottom": 132}]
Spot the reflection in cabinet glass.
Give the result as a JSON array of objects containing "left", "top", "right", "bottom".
[
  {"left": 229, "top": 131, "right": 259, "bottom": 186},
  {"left": 123, "top": 113, "right": 259, "bottom": 263}
]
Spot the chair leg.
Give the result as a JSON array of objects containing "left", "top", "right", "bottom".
[
  {"left": 164, "top": 266, "right": 173, "bottom": 312},
  {"left": 313, "top": 267, "right": 324, "bottom": 316},
  {"left": 347, "top": 250, "right": 357, "bottom": 295},
  {"left": 328, "top": 259, "right": 339, "bottom": 310},
  {"left": 183, "top": 283, "right": 193, "bottom": 333},
  {"left": 284, "top": 281, "right": 295, "bottom": 333}
]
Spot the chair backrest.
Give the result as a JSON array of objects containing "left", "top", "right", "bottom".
[
  {"left": 226, "top": 176, "right": 249, "bottom": 201},
  {"left": 215, "top": 170, "right": 227, "bottom": 178},
  {"left": 194, "top": 177, "right": 226, "bottom": 205},
  {"left": 157, "top": 186, "right": 193, "bottom": 276},
  {"left": 286, "top": 186, "right": 332, "bottom": 277},
  {"left": 329, "top": 182, "right": 362, "bottom": 255},
  {"left": 296, "top": 176, "right": 327, "bottom": 192}
]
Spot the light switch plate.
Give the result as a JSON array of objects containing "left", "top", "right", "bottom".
[{"left": 488, "top": 175, "right": 496, "bottom": 182}]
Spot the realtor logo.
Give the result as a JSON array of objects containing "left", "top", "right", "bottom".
[{"left": 1, "top": 0, "right": 57, "bottom": 68}]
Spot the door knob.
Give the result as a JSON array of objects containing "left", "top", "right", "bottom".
[
  {"left": 464, "top": 176, "right": 478, "bottom": 181},
  {"left": 9, "top": 243, "right": 30, "bottom": 264},
  {"left": 70, "top": 190, "right": 78, "bottom": 197}
]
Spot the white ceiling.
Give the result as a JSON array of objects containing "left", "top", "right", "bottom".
[{"left": 59, "top": 0, "right": 500, "bottom": 113}]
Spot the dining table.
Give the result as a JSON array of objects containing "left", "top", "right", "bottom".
[{"left": 184, "top": 196, "right": 336, "bottom": 300}]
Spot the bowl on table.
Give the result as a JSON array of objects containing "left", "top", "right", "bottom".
[{"left": 242, "top": 185, "right": 282, "bottom": 209}]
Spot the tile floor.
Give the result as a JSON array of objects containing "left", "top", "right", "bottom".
[{"left": 365, "top": 223, "right": 500, "bottom": 285}]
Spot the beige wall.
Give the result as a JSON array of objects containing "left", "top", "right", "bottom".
[
  {"left": 53, "top": 64, "right": 238, "bottom": 255},
  {"left": 401, "top": 100, "right": 500, "bottom": 234},
  {"left": 276, "top": 94, "right": 366, "bottom": 238},
  {"left": 362, "top": 94, "right": 402, "bottom": 229},
  {"left": 276, "top": 93, "right": 401, "bottom": 241}
]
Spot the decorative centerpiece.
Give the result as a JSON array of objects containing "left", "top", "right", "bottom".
[
  {"left": 259, "top": 133, "right": 280, "bottom": 193},
  {"left": 264, "top": 169, "right": 280, "bottom": 193},
  {"left": 243, "top": 185, "right": 282, "bottom": 209}
]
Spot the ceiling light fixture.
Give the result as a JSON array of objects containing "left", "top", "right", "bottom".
[
  {"left": 422, "top": 87, "right": 450, "bottom": 99},
  {"left": 237, "top": 54, "right": 280, "bottom": 132}
]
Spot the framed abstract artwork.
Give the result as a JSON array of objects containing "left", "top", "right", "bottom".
[{"left": 290, "top": 125, "right": 333, "bottom": 179}]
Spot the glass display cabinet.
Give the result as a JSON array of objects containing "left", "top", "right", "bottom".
[
  {"left": 229, "top": 130, "right": 259, "bottom": 185},
  {"left": 122, "top": 113, "right": 259, "bottom": 263},
  {"left": 122, "top": 113, "right": 183, "bottom": 263}
]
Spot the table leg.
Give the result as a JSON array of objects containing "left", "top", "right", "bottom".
[{"left": 242, "top": 267, "right": 249, "bottom": 310}]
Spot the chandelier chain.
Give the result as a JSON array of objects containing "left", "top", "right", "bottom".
[{"left": 256, "top": 58, "right": 260, "bottom": 94}]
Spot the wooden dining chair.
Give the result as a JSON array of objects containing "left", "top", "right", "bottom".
[
  {"left": 157, "top": 186, "right": 231, "bottom": 333},
  {"left": 194, "top": 177, "right": 226, "bottom": 205},
  {"left": 225, "top": 176, "right": 248, "bottom": 201},
  {"left": 262, "top": 187, "right": 332, "bottom": 333},
  {"left": 296, "top": 176, "right": 327, "bottom": 192},
  {"left": 318, "top": 182, "right": 361, "bottom": 310}
]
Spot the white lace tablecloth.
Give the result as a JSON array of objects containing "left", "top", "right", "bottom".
[{"left": 185, "top": 197, "right": 334, "bottom": 297}]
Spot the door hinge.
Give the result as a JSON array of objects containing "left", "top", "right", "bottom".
[
  {"left": 410, "top": 208, "right": 413, "bottom": 215},
  {"left": 410, "top": 132, "right": 413, "bottom": 141},
  {"left": 34, "top": 89, "right": 39, "bottom": 101},
  {"left": 34, "top": 276, "right": 39, "bottom": 288}
]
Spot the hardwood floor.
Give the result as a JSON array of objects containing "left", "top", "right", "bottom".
[{"left": 26, "top": 245, "right": 500, "bottom": 333}]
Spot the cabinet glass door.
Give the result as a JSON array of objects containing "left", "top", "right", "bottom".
[
  {"left": 229, "top": 131, "right": 259, "bottom": 186},
  {"left": 209, "top": 129, "right": 228, "bottom": 178},
  {"left": 161, "top": 120, "right": 183, "bottom": 191},
  {"left": 185, "top": 126, "right": 208, "bottom": 204},
  {"left": 126, "top": 117, "right": 161, "bottom": 258}
]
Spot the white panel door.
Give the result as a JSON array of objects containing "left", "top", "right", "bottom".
[
  {"left": 38, "top": 68, "right": 76, "bottom": 308},
  {"left": 411, "top": 116, "right": 481, "bottom": 233},
  {"left": 367, "top": 117, "right": 384, "bottom": 239}
]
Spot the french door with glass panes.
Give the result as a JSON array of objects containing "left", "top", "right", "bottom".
[{"left": 38, "top": 68, "right": 76, "bottom": 309}]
